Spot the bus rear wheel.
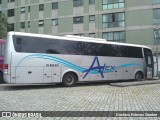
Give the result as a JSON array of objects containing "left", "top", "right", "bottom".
[
  {"left": 0, "top": 71, "right": 3, "bottom": 83},
  {"left": 135, "top": 72, "right": 143, "bottom": 81},
  {"left": 62, "top": 72, "right": 77, "bottom": 87}
]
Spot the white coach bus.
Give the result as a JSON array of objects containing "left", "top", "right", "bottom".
[{"left": 3, "top": 32, "right": 154, "bottom": 87}]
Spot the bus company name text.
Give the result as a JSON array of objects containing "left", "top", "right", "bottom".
[
  {"left": 46, "top": 64, "right": 59, "bottom": 67},
  {"left": 82, "top": 56, "right": 116, "bottom": 79}
]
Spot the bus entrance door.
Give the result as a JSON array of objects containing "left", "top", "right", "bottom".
[{"left": 144, "top": 48, "right": 154, "bottom": 79}]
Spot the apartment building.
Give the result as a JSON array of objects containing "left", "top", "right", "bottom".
[{"left": 0, "top": 0, "right": 160, "bottom": 53}]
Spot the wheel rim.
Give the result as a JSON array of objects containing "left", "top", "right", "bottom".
[
  {"left": 136, "top": 73, "right": 142, "bottom": 81},
  {"left": 66, "top": 75, "right": 74, "bottom": 85}
]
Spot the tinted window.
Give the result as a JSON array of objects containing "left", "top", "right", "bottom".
[
  {"left": 61, "top": 41, "right": 101, "bottom": 56},
  {"left": 13, "top": 35, "right": 143, "bottom": 58},
  {"left": 52, "top": 2, "right": 58, "bottom": 9},
  {"left": 39, "top": 4, "right": 44, "bottom": 11},
  {"left": 128, "top": 46, "right": 143, "bottom": 58},
  {"left": 8, "top": 9, "right": 14, "bottom": 17},
  {"left": 73, "top": 0, "right": 83, "bottom": 7},
  {"left": 73, "top": 16, "right": 83, "bottom": 24},
  {"left": 13, "top": 35, "right": 60, "bottom": 54}
]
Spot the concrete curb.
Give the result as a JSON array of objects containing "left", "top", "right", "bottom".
[{"left": 110, "top": 79, "right": 160, "bottom": 87}]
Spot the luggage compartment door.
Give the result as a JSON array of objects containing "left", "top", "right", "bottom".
[
  {"left": 43, "top": 67, "right": 52, "bottom": 83},
  {"left": 15, "top": 67, "right": 43, "bottom": 83}
]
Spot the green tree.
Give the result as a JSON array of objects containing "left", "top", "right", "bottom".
[{"left": 0, "top": 13, "right": 8, "bottom": 38}]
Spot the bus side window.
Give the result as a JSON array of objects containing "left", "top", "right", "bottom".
[
  {"left": 46, "top": 49, "right": 59, "bottom": 54},
  {"left": 13, "top": 36, "right": 23, "bottom": 52},
  {"left": 148, "top": 56, "right": 152, "bottom": 66},
  {"left": 16, "top": 38, "right": 22, "bottom": 44}
]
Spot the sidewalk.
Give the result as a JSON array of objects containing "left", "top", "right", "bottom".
[{"left": 110, "top": 79, "right": 160, "bottom": 87}]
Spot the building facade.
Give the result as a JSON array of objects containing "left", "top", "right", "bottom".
[{"left": 0, "top": 0, "right": 160, "bottom": 53}]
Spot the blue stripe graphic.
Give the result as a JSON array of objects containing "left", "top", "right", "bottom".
[{"left": 16, "top": 54, "right": 142, "bottom": 75}]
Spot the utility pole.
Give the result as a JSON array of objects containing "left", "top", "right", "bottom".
[{"left": 155, "top": 27, "right": 159, "bottom": 77}]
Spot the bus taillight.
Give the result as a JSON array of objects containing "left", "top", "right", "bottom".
[
  {"left": 4, "top": 64, "right": 8, "bottom": 74},
  {"left": 0, "top": 64, "right": 3, "bottom": 70}
]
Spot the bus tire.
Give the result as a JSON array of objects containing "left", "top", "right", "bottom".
[
  {"left": 135, "top": 72, "right": 143, "bottom": 81},
  {"left": 0, "top": 71, "right": 3, "bottom": 83},
  {"left": 62, "top": 72, "right": 77, "bottom": 87}
]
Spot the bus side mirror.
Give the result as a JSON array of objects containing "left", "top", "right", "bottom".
[
  {"left": 153, "top": 55, "right": 157, "bottom": 63},
  {"left": 16, "top": 38, "right": 22, "bottom": 44}
]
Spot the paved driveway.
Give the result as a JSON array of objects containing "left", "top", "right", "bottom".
[{"left": 0, "top": 82, "right": 160, "bottom": 119}]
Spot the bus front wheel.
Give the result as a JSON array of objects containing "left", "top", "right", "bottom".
[
  {"left": 62, "top": 72, "right": 77, "bottom": 87},
  {"left": 135, "top": 72, "right": 143, "bottom": 81}
]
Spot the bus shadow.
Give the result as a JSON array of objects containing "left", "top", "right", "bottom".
[
  {"left": 0, "top": 80, "right": 135, "bottom": 91},
  {"left": 0, "top": 83, "right": 63, "bottom": 91}
]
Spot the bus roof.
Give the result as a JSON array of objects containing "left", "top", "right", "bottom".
[
  {"left": 0, "top": 39, "right": 6, "bottom": 44},
  {"left": 9, "top": 31, "right": 151, "bottom": 49}
]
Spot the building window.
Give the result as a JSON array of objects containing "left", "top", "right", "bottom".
[
  {"left": 89, "top": 0, "right": 95, "bottom": 4},
  {"left": 39, "top": 20, "right": 44, "bottom": 27},
  {"left": 153, "top": 0, "right": 160, "bottom": 4},
  {"left": 8, "top": 9, "right": 14, "bottom": 17},
  {"left": 153, "top": 9, "right": 160, "bottom": 24},
  {"left": 39, "top": 4, "right": 44, "bottom": 11},
  {"left": 28, "top": 6, "right": 30, "bottom": 12},
  {"left": 74, "top": 34, "right": 83, "bottom": 36},
  {"left": 154, "top": 29, "right": 160, "bottom": 44},
  {"left": 73, "top": 16, "right": 83, "bottom": 24},
  {"left": 21, "top": 22, "right": 25, "bottom": 29},
  {"left": 102, "top": 12, "right": 125, "bottom": 28},
  {"left": 8, "top": 0, "right": 15, "bottom": 3},
  {"left": 52, "top": 2, "right": 58, "bottom": 10},
  {"left": 73, "top": 0, "right": 83, "bottom": 7},
  {"left": 21, "top": 7, "right": 25, "bottom": 13},
  {"left": 102, "top": 31, "right": 125, "bottom": 42},
  {"left": 52, "top": 19, "right": 58, "bottom": 26},
  {"left": 102, "top": 0, "right": 124, "bottom": 10},
  {"left": 89, "top": 33, "right": 95, "bottom": 38},
  {"left": 0, "top": 0, "right": 2, "bottom": 4},
  {"left": 28, "top": 21, "right": 30, "bottom": 28},
  {"left": 89, "top": 15, "right": 95, "bottom": 22},
  {"left": 7, "top": 23, "right": 14, "bottom": 31}
]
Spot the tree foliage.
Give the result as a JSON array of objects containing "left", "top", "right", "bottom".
[{"left": 0, "top": 13, "right": 8, "bottom": 38}]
